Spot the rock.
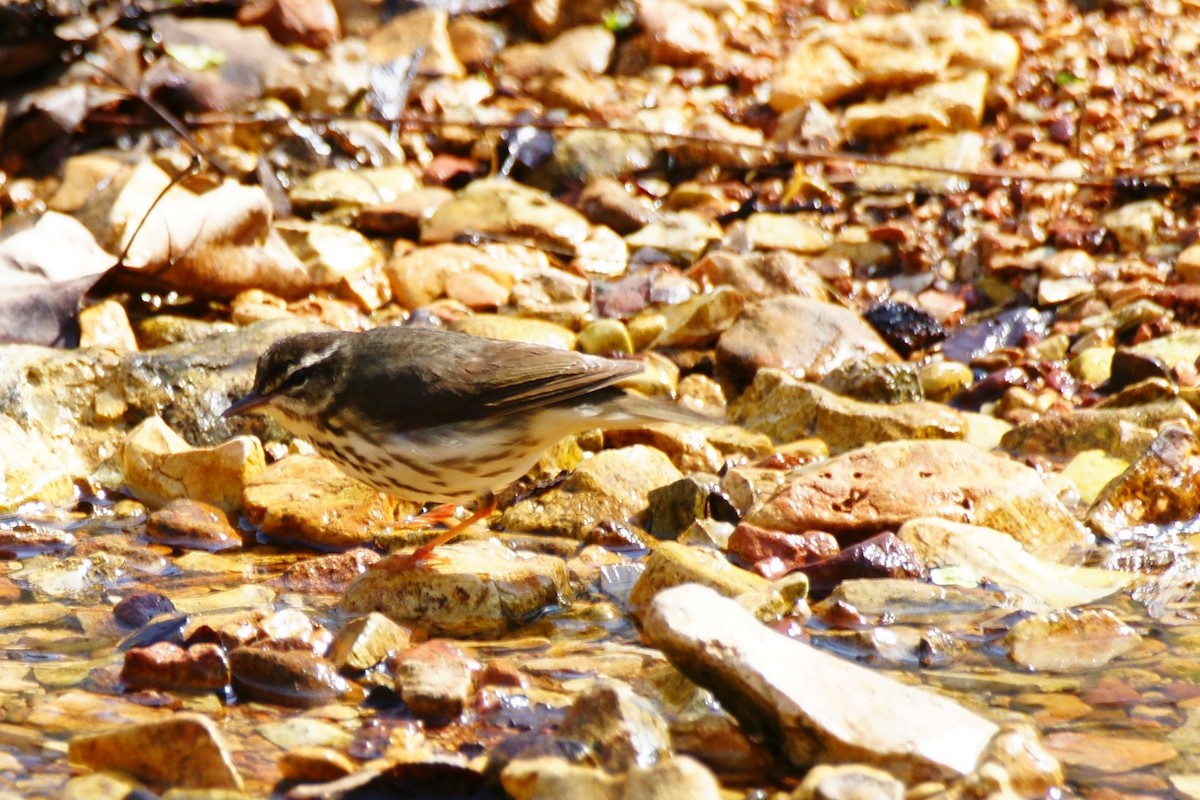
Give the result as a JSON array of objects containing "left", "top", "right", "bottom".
[
  {"left": 0, "top": 415, "right": 75, "bottom": 510},
  {"left": 793, "top": 764, "right": 904, "bottom": 800},
  {"left": 743, "top": 213, "right": 832, "bottom": 253},
  {"left": 68, "top": 713, "right": 243, "bottom": 789},
  {"left": 1056, "top": 449, "right": 1129, "bottom": 505},
  {"left": 745, "top": 440, "right": 1092, "bottom": 564},
  {"left": 145, "top": 499, "right": 242, "bottom": 552},
  {"left": 953, "top": 724, "right": 1062, "bottom": 798},
  {"left": 236, "top": 0, "right": 341, "bottom": 48},
  {"left": 819, "top": 361, "right": 924, "bottom": 404},
  {"left": 716, "top": 296, "right": 898, "bottom": 387},
  {"left": 843, "top": 71, "right": 989, "bottom": 140},
  {"left": 625, "top": 212, "right": 724, "bottom": 261},
  {"left": 896, "top": 517, "right": 1134, "bottom": 610},
  {"left": 1101, "top": 199, "right": 1168, "bottom": 253},
  {"left": 120, "top": 416, "right": 265, "bottom": 513},
  {"left": 726, "top": 523, "right": 839, "bottom": 580},
  {"left": 637, "top": 0, "right": 720, "bottom": 66},
  {"left": 242, "top": 454, "right": 416, "bottom": 550},
  {"left": 1006, "top": 609, "right": 1143, "bottom": 673},
  {"left": 579, "top": 319, "right": 635, "bottom": 356},
  {"left": 799, "top": 532, "right": 927, "bottom": 594},
  {"left": 999, "top": 402, "right": 1193, "bottom": 461},
  {"left": 855, "top": 132, "right": 985, "bottom": 193},
  {"left": 498, "top": 25, "right": 614, "bottom": 79},
  {"left": 501, "top": 756, "right": 620, "bottom": 800},
  {"left": 228, "top": 646, "right": 351, "bottom": 708},
  {"left": 277, "top": 745, "right": 357, "bottom": 783},
  {"left": 340, "top": 539, "right": 571, "bottom": 636},
  {"left": 113, "top": 592, "right": 176, "bottom": 629},
  {"left": 422, "top": 178, "right": 591, "bottom": 254},
  {"left": 1087, "top": 425, "right": 1200, "bottom": 536},
  {"left": 1043, "top": 730, "right": 1175, "bottom": 776},
  {"left": 450, "top": 314, "right": 578, "bottom": 350},
  {"left": 289, "top": 167, "right": 418, "bottom": 215},
  {"left": 392, "top": 639, "right": 480, "bottom": 719},
  {"left": 502, "top": 446, "right": 683, "bottom": 538},
  {"left": 78, "top": 299, "right": 138, "bottom": 351},
  {"left": 686, "top": 250, "right": 828, "bottom": 302},
  {"left": 578, "top": 179, "right": 659, "bottom": 235},
  {"left": 328, "top": 612, "right": 413, "bottom": 672},
  {"left": 817, "top": 578, "right": 1008, "bottom": 626},
  {"left": 919, "top": 360, "right": 975, "bottom": 403},
  {"left": 624, "top": 756, "right": 722, "bottom": 799},
  {"left": 643, "top": 584, "right": 999, "bottom": 782},
  {"left": 558, "top": 683, "right": 672, "bottom": 772},
  {"left": 366, "top": 8, "right": 464, "bottom": 77},
  {"left": 644, "top": 475, "right": 720, "bottom": 539},
  {"left": 385, "top": 243, "right": 524, "bottom": 311},
  {"left": 653, "top": 286, "right": 745, "bottom": 348},
  {"left": 627, "top": 540, "right": 767, "bottom": 617},
  {"left": 120, "top": 642, "right": 230, "bottom": 692},
  {"left": 731, "top": 369, "right": 965, "bottom": 452}
]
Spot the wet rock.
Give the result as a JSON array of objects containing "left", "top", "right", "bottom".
[
  {"left": 501, "top": 756, "right": 620, "bottom": 800},
  {"left": 341, "top": 538, "right": 571, "bottom": 636},
  {"left": 272, "top": 548, "right": 380, "bottom": 595},
  {"left": 68, "top": 713, "right": 243, "bottom": 789},
  {"left": 743, "top": 213, "right": 831, "bottom": 253},
  {"left": 643, "top": 584, "right": 999, "bottom": 781},
  {"left": 508, "top": 262, "right": 594, "bottom": 327},
  {"left": 558, "top": 683, "right": 672, "bottom": 772},
  {"left": 121, "top": 642, "right": 230, "bottom": 692},
  {"left": 242, "top": 454, "right": 416, "bottom": 550},
  {"left": 624, "top": 756, "right": 722, "bottom": 799},
  {"left": 289, "top": 167, "right": 418, "bottom": 215},
  {"left": 999, "top": 401, "right": 1192, "bottom": 461},
  {"left": 423, "top": 178, "right": 591, "bottom": 254},
  {"left": 578, "top": 179, "right": 659, "bottom": 235},
  {"left": 1087, "top": 425, "right": 1200, "bottom": 537},
  {"left": 627, "top": 540, "right": 767, "bottom": 617},
  {"left": 1056, "top": 449, "right": 1129, "bottom": 505},
  {"left": 356, "top": 186, "right": 454, "bottom": 237},
  {"left": 863, "top": 302, "right": 945, "bottom": 359},
  {"left": 120, "top": 416, "right": 264, "bottom": 513},
  {"left": 502, "top": 446, "right": 683, "bottom": 538},
  {"left": 817, "top": 578, "right": 1008, "bottom": 627},
  {"left": 800, "top": 532, "right": 927, "bottom": 594},
  {"left": 113, "top": 592, "right": 176, "bottom": 629},
  {"left": 686, "top": 250, "right": 828, "bottom": 302},
  {"left": 1043, "top": 730, "right": 1176, "bottom": 776},
  {"left": 793, "top": 764, "right": 904, "bottom": 800},
  {"left": 843, "top": 70, "right": 989, "bottom": 140},
  {"left": 953, "top": 724, "right": 1063, "bottom": 798},
  {"left": 393, "top": 640, "right": 480, "bottom": 719},
  {"left": 716, "top": 296, "right": 899, "bottom": 387},
  {"left": 897, "top": 517, "right": 1134, "bottom": 610},
  {"left": 1006, "top": 609, "right": 1143, "bottom": 673},
  {"left": 727, "top": 523, "right": 839, "bottom": 580},
  {"left": 744, "top": 440, "right": 1092, "bottom": 564},
  {"left": 918, "top": 360, "right": 975, "bottom": 403},
  {"left": 277, "top": 745, "right": 356, "bottom": 783},
  {"left": 732, "top": 370, "right": 964, "bottom": 452},
  {"left": 941, "top": 306, "right": 1052, "bottom": 364},
  {"left": 145, "top": 499, "right": 242, "bottom": 552},
  {"left": 328, "top": 612, "right": 412, "bottom": 672},
  {"left": 579, "top": 319, "right": 635, "bottom": 356},
  {"left": 229, "top": 646, "right": 351, "bottom": 708}
]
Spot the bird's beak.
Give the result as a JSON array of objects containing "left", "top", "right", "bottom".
[{"left": 222, "top": 391, "right": 270, "bottom": 418}]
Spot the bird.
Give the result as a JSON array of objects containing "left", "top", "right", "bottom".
[{"left": 222, "top": 325, "right": 707, "bottom": 568}]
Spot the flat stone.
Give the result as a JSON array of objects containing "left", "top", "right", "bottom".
[
  {"left": 843, "top": 71, "right": 988, "bottom": 140},
  {"left": 422, "top": 178, "right": 591, "bottom": 253},
  {"left": 366, "top": 8, "right": 464, "bottom": 76},
  {"left": 242, "top": 454, "right": 416, "bottom": 550},
  {"left": 1000, "top": 401, "right": 1193, "bottom": 461},
  {"left": 1043, "top": 731, "right": 1176, "bottom": 775},
  {"left": 385, "top": 243, "right": 524, "bottom": 311},
  {"left": 145, "top": 499, "right": 241, "bottom": 552},
  {"left": 716, "top": 296, "right": 898, "bottom": 387},
  {"left": 340, "top": 538, "right": 572, "bottom": 636},
  {"left": 328, "top": 612, "right": 413, "bottom": 672},
  {"left": 643, "top": 584, "right": 999, "bottom": 782},
  {"left": 68, "top": 713, "right": 243, "bottom": 790},
  {"left": 745, "top": 440, "right": 1092, "bottom": 564},
  {"left": 897, "top": 517, "right": 1134, "bottom": 610},
  {"left": 731, "top": 369, "right": 965, "bottom": 452},
  {"left": 1006, "top": 609, "right": 1143, "bottom": 674}
]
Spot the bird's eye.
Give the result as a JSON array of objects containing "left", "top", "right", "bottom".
[{"left": 283, "top": 368, "right": 310, "bottom": 390}]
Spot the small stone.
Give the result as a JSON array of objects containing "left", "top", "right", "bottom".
[
  {"left": 236, "top": 0, "right": 341, "bottom": 48},
  {"left": 229, "top": 647, "right": 351, "bottom": 709},
  {"left": 392, "top": 639, "right": 480, "bottom": 719},
  {"left": 579, "top": 319, "right": 635, "bottom": 356},
  {"left": 919, "top": 360, "right": 974, "bottom": 403},
  {"left": 450, "top": 314, "right": 578, "bottom": 351},
  {"left": 653, "top": 286, "right": 745, "bottom": 348},
  {"left": 79, "top": 299, "right": 138, "bottom": 351},
  {"left": 114, "top": 592, "right": 177, "bottom": 629},
  {"left": 793, "top": 764, "right": 904, "bottom": 800},
  {"left": 625, "top": 756, "right": 721, "bottom": 799},
  {"left": 558, "top": 683, "right": 672, "bottom": 772},
  {"left": 422, "top": 178, "right": 591, "bottom": 253},
  {"left": 1087, "top": 425, "right": 1200, "bottom": 536},
  {"left": 328, "top": 612, "right": 413, "bottom": 672},
  {"left": 644, "top": 475, "right": 720, "bottom": 539},
  {"left": 367, "top": 8, "right": 464, "bottom": 77},
  {"left": 121, "top": 642, "right": 231, "bottom": 692},
  {"left": 1101, "top": 199, "right": 1168, "bottom": 253},
  {"left": 145, "top": 499, "right": 242, "bottom": 552},
  {"left": 68, "top": 713, "right": 243, "bottom": 790},
  {"left": 727, "top": 523, "right": 839, "bottom": 580}
]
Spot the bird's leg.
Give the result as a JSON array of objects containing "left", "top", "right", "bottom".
[
  {"left": 397, "top": 503, "right": 460, "bottom": 530},
  {"left": 376, "top": 492, "right": 498, "bottom": 571}
]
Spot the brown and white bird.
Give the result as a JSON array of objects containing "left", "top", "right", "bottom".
[{"left": 223, "top": 325, "right": 704, "bottom": 565}]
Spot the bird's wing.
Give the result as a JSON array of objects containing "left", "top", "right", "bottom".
[{"left": 337, "top": 326, "right": 644, "bottom": 432}]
